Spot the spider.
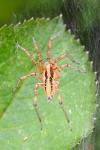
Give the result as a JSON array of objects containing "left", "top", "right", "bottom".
[{"left": 16, "top": 36, "right": 83, "bottom": 130}]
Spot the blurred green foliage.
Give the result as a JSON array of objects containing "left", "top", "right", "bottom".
[
  {"left": 0, "top": 0, "right": 100, "bottom": 30},
  {"left": 0, "top": 0, "right": 23, "bottom": 25},
  {"left": 0, "top": 0, "right": 62, "bottom": 26},
  {"left": 62, "top": 1, "right": 100, "bottom": 150},
  {"left": 62, "top": 0, "right": 100, "bottom": 32}
]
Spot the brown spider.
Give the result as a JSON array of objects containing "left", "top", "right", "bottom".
[{"left": 16, "top": 37, "right": 83, "bottom": 130}]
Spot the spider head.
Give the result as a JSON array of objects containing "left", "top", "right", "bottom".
[{"left": 45, "top": 62, "right": 50, "bottom": 67}]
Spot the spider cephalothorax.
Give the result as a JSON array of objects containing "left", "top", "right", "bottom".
[{"left": 17, "top": 37, "right": 83, "bottom": 129}]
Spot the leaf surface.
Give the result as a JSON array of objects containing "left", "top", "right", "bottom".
[{"left": 0, "top": 16, "right": 96, "bottom": 150}]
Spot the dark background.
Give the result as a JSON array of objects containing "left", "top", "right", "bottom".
[{"left": 0, "top": 0, "right": 100, "bottom": 149}]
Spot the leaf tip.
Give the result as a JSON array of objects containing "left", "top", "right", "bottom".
[
  {"left": 93, "top": 117, "right": 96, "bottom": 121},
  {"left": 94, "top": 71, "right": 97, "bottom": 76},
  {"left": 96, "top": 93, "right": 98, "bottom": 97},
  {"left": 18, "top": 22, "right": 21, "bottom": 25},
  {"left": 72, "top": 34, "right": 75, "bottom": 38},
  {"left": 59, "top": 13, "right": 63, "bottom": 18},
  {"left": 81, "top": 45, "right": 85, "bottom": 50},
  {"left": 96, "top": 80, "right": 99, "bottom": 85},
  {"left": 30, "top": 17, "right": 34, "bottom": 20},
  {"left": 9, "top": 23, "right": 13, "bottom": 27},
  {"left": 32, "top": 36, "right": 37, "bottom": 45},
  {"left": 96, "top": 103, "right": 99, "bottom": 107},
  {"left": 46, "top": 18, "right": 50, "bottom": 21},
  {"left": 76, "top": 38, "right": 80, "bottom": 43},
  {"left": 67, "top": 29, "right": 71, "bottom": 33},
  {"left": 16, "top": 42, "right": 20, "bottom": 49},
  {"left": 0, "top": 24, "right": 7, "bottom": 31},
  {"left": 23, "top": 19, "right": 26, "bottom": 23},
  {"left": 27, "top": 17, "right": 34, "bottom": 22},
  {"left": 86, "top": 50, "right": 89, "bottom": 55},
  {"left": 41, "top": 17, "right": 45, "bottom": 20},
  {"left": 90, "top": 61, "right": 93, "bottom": 66}
]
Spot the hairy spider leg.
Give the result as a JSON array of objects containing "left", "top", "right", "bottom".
[
  {"left": 47, "top": 38, "right": 52, "bottom": 63},
  {"left": 16, "top": 72, "right": 36, "bottom": 88},
  {"left": 32, "top": 37, "right": 43, "bottom": 65},
  {"left": 56, "top": 83, "right": 70, "bottom": 124},
  {"left": 34, "top": 83, "right": 44, "bottom": 130},
  {"left": 17, "top": 44, "right": 36, "bottom": 65},
  {"left": 60, "top": 64, "right": 85, "bottom": 73},
  {"left": 54, "top": 52, "right": 79, "bottom": 64},
  {"left": 54, "top": 53, "right": 67, "bottom": 63},
  {"left": 47, "top": 32, "right": 64, "bottom": 63}
]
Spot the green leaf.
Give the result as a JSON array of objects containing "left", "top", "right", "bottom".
[{"left": 0, "top": 16, "right": 96, "bottom": 149}]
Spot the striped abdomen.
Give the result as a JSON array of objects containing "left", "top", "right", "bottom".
[{"left": 44, "top": 67, "right": 54, "bottom": 100}]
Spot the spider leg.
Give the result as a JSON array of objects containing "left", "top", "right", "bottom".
[
  {"left": 54, "top": 52, "right": 79, "bottom": 64},
  {"left": 47, "top": 38, "right": 52, "bottom": 63},
  {"left": 33, "top": 83, "right": 44, "bottom": 130},
  {"left": 17, "top": 43, "right": 36, "bottom": 65},
  {"left": 47, "top": 32, "right": 64, "bottom": 63},
  {"left": 60, "top": 64, "right": 85, "bottom": 73},
  {"left": 57, "top": 90, "right": 70, "bottom": 124},
  {"left": 54, "top": 53, "right": 67, "bottom": 63},
  {"left": 16, "top": 72, "right": 36, "bottom": 88},
  {"left": 32, "top": 37, "right": 43, "bottom": 65}
]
